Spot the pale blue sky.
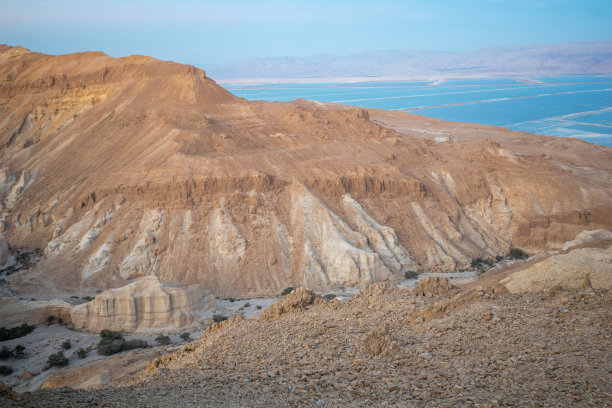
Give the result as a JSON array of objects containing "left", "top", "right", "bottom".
[{"left": 1, "top": 0, "right": 611, "bottom": 68}]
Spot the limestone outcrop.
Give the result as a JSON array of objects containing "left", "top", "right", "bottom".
[
  {"left": 561, "top": 229, "right": 612, "bottom": 251},
  {"left": 71, "top": 276, "right": 216, "bottom": 332},
  {"left": 501, "top": 230, "right": 612, "bottom": 293},
  {"left": 0, "top": 297, "right": 73, "bottom": 327},
  {"left": 501, "top": 246, "right": 612, "bottom": 293}
]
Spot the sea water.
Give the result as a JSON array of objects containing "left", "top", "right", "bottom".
[{"left": 224, "top": 77, "right": 612, "bottom": 147}]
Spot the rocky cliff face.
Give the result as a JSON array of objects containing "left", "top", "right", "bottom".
[{"left": 1, "top": 45, "right": 611, "bottom": 300}]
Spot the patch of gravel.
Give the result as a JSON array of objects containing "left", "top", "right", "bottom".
[{"left": 3, "top": 284, "right": 610, "bottom": 407}]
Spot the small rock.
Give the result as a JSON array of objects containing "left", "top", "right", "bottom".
[{"left": 18, "top": 371, "right": 34, "bottom": 380}]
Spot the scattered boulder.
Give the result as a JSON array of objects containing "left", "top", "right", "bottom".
[
  {"left": 17, "top": 371, "right": 33, "bottom": 380},
  {"left": 359, "top": 283, "right": 396, "bottom": 298},
  {"left": 0, "top": 380, "right": 19, "bottom": 400},
  {"left": 364, "top": 327, "right": 393, "bottom": 357},
  {"left": 412, "top": 276, "right": 455, "bottom": 297},
  {"left": 204, "top": 314, "right": 244, "bottom": 336},
  {"left": 259, "top": 288, "right": 319, "bottom": 321}
]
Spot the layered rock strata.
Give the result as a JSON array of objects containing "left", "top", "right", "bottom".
[
  {"left": 0, "top": 277, "right": 216, "bottom": 332},
  {"left": 71, "top": 276, "right": 216, "bottom": 332},
  {"left": 0, "top": 45, "right": 611, "bottom": 299}
]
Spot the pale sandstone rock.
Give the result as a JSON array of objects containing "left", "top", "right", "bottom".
[
  {"left": 82, "top": 241, "right": 113, "bottom": 279},
  {"left": 342, "top": 194, "right": 416, "bottom": 273},
  {"left": 5, "top": 169, "right": 35, "bottom": 208},
  {"left": 410, "top": 202, "right": 461, "bottom": 270},
  {"left": 45, "top": 203, "right": 101, "bottom": 257},
  {"left": 71, "top": 276, "right": 216, "bottom": 332},
  {"left": 0, "top": 297, "right": 73, "bottom": 327},
  {"left": 208, "top": 205, "right": 247, "bottom": 273},
  {"left": 501, "top": 246, "right": 612, "bottom": 293},
  {"left": 292, "top": 187, "right": 396, "bottom": 289},
  {"left": 76, "top": 200, "right": 123, "bottom": 252},
  {"left": 561, "top": 229, "right": 612, "bottom": 251},
  {"left": 119, "top": 209, "right": 164, "bottom": 280}
]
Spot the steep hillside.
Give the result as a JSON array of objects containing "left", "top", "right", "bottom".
[{"left": 0, "top": 45, "right": 611, "bottom": 304}]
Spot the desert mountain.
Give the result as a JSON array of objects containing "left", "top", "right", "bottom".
[
  {"left": 208, "top": 41, "right": 612, "bottom": 81},
  {"left": 0, "top": 44, "right": 611, "bottom": 307}
]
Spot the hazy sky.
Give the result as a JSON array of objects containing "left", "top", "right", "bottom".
[{"left": 1, "top": 0, "right": 611, "bottom": 67}]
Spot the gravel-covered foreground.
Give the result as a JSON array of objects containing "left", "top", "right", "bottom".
[{"left": 3, "top": 284, "right": 611, "bottom": 407}]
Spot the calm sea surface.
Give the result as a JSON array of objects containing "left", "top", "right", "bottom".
[{"left": 223, "top": 77, "right": 612, "bottom": 147}]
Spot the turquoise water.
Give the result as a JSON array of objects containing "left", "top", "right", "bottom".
[{"left": 224, "top": 77, "right": 612, "bottom": 147}]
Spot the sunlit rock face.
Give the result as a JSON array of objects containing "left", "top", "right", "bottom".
[
  {"left": 0, "top": 45, "right": 610, "bottom": 301},
  {"left": 71, "top": 276, "right": 216, "bottom": 332}
]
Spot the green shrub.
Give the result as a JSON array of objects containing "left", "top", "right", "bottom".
[
  {"left": 155, "top": 335, "right": 171, "bottom": 345},
  {"left": 61, "top": 341, "right": 71, "bottom": 350},
  {"left": 97, "top": 336, "right": 147, "bottom": 356},
  {"left": 280, "top": 287, "right": 295, "bottom": 297},
  {"left": 47, "top": 316, "right": 56, "bottom": 325},
  {"left": 213, "top": 314, "right": 228, "bottom": 323},
  {"left": 323, "top": 294, "right": 336, "bottom": 300},
  {"left": 82, "top": 296, "right": 95, "bottom": 301},
  {"left": 47, "top": 351, "right": 69, "bottom": 367},
  {"left": 404, "top": 270, "right": 418, "bottom": 279},
  {"left": 509, "top": 247, "right": 528, "bottom": 260},
  {"left": 97, "top": 340, "right": 123, "bottom": 356},
  {"left": 256, "top": 305, "right": 262, "bottom": 310},
  {"left": 76, "top": 348, "right": 88, "bottom": 359},
  {"left": 99, "top": 331, "right": 125, "bottom": 355},
  {"left": 124, "top": 339, "right": 148, "bottom": 349},
  {"left": 0, "top": 323, "right": 35, "bottom": 341},
  {"left": 243, "top": 302, "right": 250, "bottom": 308},
  {"left": 0, "top": 346, "right": 13, "bottom": 360},
  {"left": 0, "top": 365, "right": 13, "bottom": 375},
  {"left": 471, "top": 258, "right": 484, "bottom": 268},
  {"left": 100, "top": 330, "right": 123, "bottom": 340},
  {"left": 14, "top": 345, "right": 25, "bottom": 355},
  {"left": 180, "top": 332, "right": 191, "bottom": 341}
]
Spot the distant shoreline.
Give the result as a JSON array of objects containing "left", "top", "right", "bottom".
[
  {"left": 216, "top": 73, "right": 611, "bottom": 86},
  {"left": 221, "top": 75, "right": 612, "bottom": 147}
]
